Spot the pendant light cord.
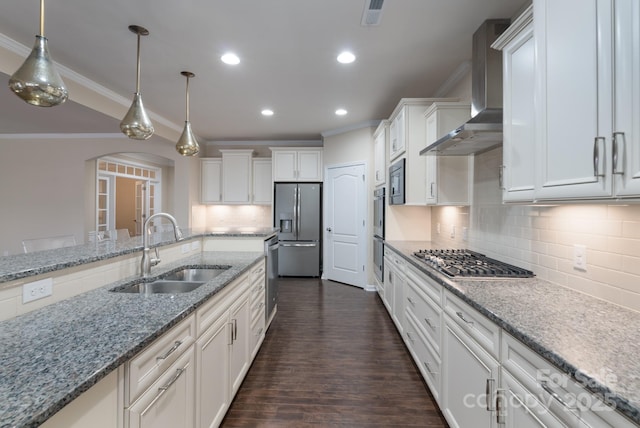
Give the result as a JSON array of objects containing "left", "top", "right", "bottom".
[
  {"left": 39, "top": 0, "right": 45, "bottom": 36},
  {"left": 135, "top": 33, "right": 141, "bottom": 93},
  {"left": 185, "top": 75, "right": 190, "bottom": 122}
]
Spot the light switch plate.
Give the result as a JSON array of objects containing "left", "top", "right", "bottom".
[
  {"left": 23, "top": 278, "right": 53, "bottom": 303},
  {"left": 191, "top": 241, "right": 200, "bottom": 251},
  {"left": 573, "top": 244, "right": 587, "bottom": 271},
  {"left": 181, "top": 243, "right": 191, "bottom": 254}
]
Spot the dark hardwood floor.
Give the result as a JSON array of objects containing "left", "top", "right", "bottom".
[{"left": 221, "top": 277, "right": 449, "bottom": 427}]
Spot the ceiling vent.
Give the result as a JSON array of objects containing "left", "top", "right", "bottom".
[{"left": 361, "top": 0, "right": 384, "bottom": 26}]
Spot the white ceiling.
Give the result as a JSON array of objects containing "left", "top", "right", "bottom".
[{"left": 0, "top": 0, "right": 524, "bottom": 143}]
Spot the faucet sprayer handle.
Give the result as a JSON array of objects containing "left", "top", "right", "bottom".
[{"left": 174, "top": 227, "right": 184, "bottom": 241}]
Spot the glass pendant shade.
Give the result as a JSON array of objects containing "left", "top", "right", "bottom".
[
  {"left": 175, "top": 71, "right": 200, "bottom": 156},
  {"left": 120, "top": 25, "right": 154, "bottom": 140},
  {"left": 8, "top": 0, "right": 68, "bottom": 107}
]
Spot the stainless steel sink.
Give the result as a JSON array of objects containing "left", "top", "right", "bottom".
[
  {"left": 117, "top": 280, "right": 206, "bottom": 294},
  {"left": 161, "top": 267, "right": 230, "bottom": 282},
  {"left": 111, "top": 266, "right": 230, "bottom": 294}
]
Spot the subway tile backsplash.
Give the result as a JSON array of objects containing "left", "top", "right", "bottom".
[{"left": 431, "top": 149, "right": 640, "bottom": 313}]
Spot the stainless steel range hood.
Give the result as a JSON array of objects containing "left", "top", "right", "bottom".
[{"left": 420, "top": 19, "right": 510, "bottom": 156}]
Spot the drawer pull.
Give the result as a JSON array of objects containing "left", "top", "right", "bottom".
[
  {"left": 407, "top": 296, "right": 415, "bottom": 306},
  {"left": 540, "top": 380, "right": 576, "bottom": 410},
  {"left": 156, "top": 340, "right": 182, "bottom": 362},
  {"left": 423, "top": 361, "right": 435, "bottom": 374},
  {"left": 424, "top": 317, "right": 436, "bottom": 330},
  {"left": 456, "top": 311, "right": 474, "bottom": 326},
  {"left": 406, "top": 332, "right": 415, "bottom": 344},
  {"left": 486, "top": 378, "right": 495, "bottom": 411},
  {"left": 142, "top": 366, "right": 187, "bottom": 415},
  {"left": 257, "top": 327, "right": 264, "bottom": 336}
]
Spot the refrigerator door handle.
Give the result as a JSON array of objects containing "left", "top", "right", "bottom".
[
  {"left": 293, "top": 186, "right": 299, "bottom": 238},
  {"left": 279, "top": 242, "right": 317, "bottom": 247},
  {"left": 296, "top": 186, "right": 301, "bottom": 239}
]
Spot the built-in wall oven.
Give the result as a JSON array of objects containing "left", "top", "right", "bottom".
[
  {"left": 389, "top": 158, "right": 405, "bottom": 205},
  {"left": 373, "top": 187, "right": 385, "bottom": 283}
]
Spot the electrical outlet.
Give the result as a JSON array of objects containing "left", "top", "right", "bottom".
[
  {"left": 181, "top": 243, "right": 191, "bottom": 254},
  {"left": 450, "top": 225, "right": 456, "bottom": 239},
  {"left": 436, "top": 223, "right": 441, "bottom": 234},
  {"left": 573, "top": 244, "right": 587, "bottom": 271},
  {"left": 191, "top": 241, "right": 201, "bottom": 251},
  {"left": 23, "top": 278, "right": 53, "bottom": 304},
  {"left": 462, "top": 227, "right": 468, "bottom": 241}
]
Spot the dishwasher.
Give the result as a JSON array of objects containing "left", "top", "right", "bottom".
[{"left": 265, "top": 234, "right": 279, "bottom": 325}]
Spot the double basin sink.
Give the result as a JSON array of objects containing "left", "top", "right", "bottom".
[{"left": 112, "top": 266, "right": 231, "bottom": 294}]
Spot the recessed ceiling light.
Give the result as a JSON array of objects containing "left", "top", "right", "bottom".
[
  {"left": 337, "top": 51, "right": 356, "bottom": 64},
  {"left": 335, "top": 108, "right": 348, "bottom": 116},
  {"left": 261, "top": 109, "right": 274, "bottom": 116},
  {"left": 221, "top": 53, "right": 240, "bottom": 65}
]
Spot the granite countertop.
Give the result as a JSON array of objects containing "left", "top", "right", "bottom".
[
  {"left": 0, "top": 251, "right": 264, "bottom": 428},
  {"left": 385, "top": 240, "right": 640, "bottom": 425},
  {"left": 0, "top": 227, "right": 278, "bottom": 284}
]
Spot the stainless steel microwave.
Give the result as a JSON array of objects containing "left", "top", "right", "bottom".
[{"left": 389, "top": 158, "right": 405, "bottom": 205}]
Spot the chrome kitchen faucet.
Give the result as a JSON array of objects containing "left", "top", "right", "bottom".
[{"left": 140, "top": 212, "right": 184, "bottom": 277}]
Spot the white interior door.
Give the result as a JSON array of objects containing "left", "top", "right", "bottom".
[{"left": 323, "top": 163, "right": 366, "bottom": 287}]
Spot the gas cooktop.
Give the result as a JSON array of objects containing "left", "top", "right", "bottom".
[{"left": 413, "top": 249, "right": 534, "bottom": 279}]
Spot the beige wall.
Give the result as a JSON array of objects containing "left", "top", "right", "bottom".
[{"left": 0, "top": 135, "right": 198, "bottom": 255}]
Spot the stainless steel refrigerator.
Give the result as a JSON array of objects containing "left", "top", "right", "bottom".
[{"left": 274, "top": 182, "right": 322, "bottom": 277}]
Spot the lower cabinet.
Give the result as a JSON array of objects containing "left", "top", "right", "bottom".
[{"left": 127, "top": 348, "right": 196, "bottom": 428}]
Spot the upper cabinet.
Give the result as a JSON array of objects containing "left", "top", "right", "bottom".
[
  {"left": 201, "top": 150, "right": 268, "bottom": 205},
  {"left": 271, "top": 148, "right": 323, "bottom": 182},
  {"left": 374, "top": 120, "right": 389, "bottom": 187},
  {"left": 389, "top": 98, "right": 452, "bottom": 205},
  {"left": 423, "top": 102, "right": 473, "bottom": 206},
  {"left": 493, "top": 5, "right": 536, "bottom": 203},
  {"left": 252, "top": 159, "right": 272, "bottom": 204},
  {"left": 534, "top": 0, "right": 640, "bottom": 200}
]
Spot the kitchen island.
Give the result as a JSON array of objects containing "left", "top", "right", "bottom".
[
  {"left": 385, "top": 240, "right": 640, "bottom": 426},
  {"left": 0, "top": 227, "right": 277, "bottom": 427}
]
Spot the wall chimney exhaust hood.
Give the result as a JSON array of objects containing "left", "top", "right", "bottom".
[{"left": 420, "top": 19, "right": 510, "bottom": 156}]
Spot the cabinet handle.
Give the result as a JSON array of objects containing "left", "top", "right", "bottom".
[
  {"left": 612, "top": 132, "right": 626, "bottom": 175},
  {"left": 228, "top": 322, "right": 234, "bottom": 345},
  {"left": 430, "top": 182, "right": 435, "bottom": 197},
  {"left": 423, "top": 361, "right": 435, "bottom": 374},
  {"left": 456, "top": 311, "right": 474, "bottom": 326},
  {"left": 424, "top": 317, "right": 436, "bottom": 330},
  {"left": 142, "top": 366, "right": 187, "bottom": 414},
  {"left": 593, "top": 137, "right": 606, "bottom": 178},
  {"left": 496, "top": 389, "right": 505, "bottom": 425},
  {"left": 233, "top": 319, "right": 238, "bottom": 341},
  {"left": 156, "top": 340, "right": 182, "bottom": 362},
  {"left": 540, "top": 380, "right": 576, "bottom": 410},
  {"left": 406, "top": 331, "right": 415, "bottom": 344},
  {"left": 257, "top": 327, "right": 264, "bottom": 336},
  {"left": 407, "top": 296, "right": 415, "bottom": 306},
  {"left": 499, "top": 165, "right": 505, "bottom": 190},
  {"left": 486, "top": 378, "right": 496, "bottom": 411}
]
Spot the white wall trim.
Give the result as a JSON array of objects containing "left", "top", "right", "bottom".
[
  {"left": 204, "top": 139, "right": 322, "bottom": 147},
  {"left": 0, "top": 133, "right": 127, "bottom": 140},
  {"left": 320, "top": 120, "right": 380, "bottom": 138},
  {"left": 433, "top": 60, "right": 472, "bottom": 98}
]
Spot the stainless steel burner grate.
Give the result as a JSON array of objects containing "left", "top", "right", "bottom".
[{"left": 413, "top": 249, "right": 534, "bottom": 278}]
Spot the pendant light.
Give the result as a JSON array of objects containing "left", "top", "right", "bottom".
[
  {"left": 8, "top": 0, "right": 68, "bottom": 107},
  {"left": 175, "top": 71, "right": 200, "bottom": 156},
  {"left": 120, "top": 25, "right": 154, "bottom": 140}
]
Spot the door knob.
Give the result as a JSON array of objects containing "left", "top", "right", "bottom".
[{"left": 326, "top": 227, "right": 332, "bottom": 232}]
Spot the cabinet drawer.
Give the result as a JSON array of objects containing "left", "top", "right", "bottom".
[
  {"left": 196, "top": 272, "right": 249, "bottom": 335},
  {"left": 405, "top": 312, "right": 441, "bottom": 404},
  {"left": 502, "top": 333, "right": 636, "bottom": 428},
  {"left": 126, "top": 315, "right": 196, "bottom": 406},
  {"left": 250, "top": 307, "right": 266, "bottom": 356},
  {"left": 405, "top": 277, "right": 441, "bottom": 356},
  {"left": 250, "top": 259, "right": 265, "bottom": 285},
  {"left": 250, "top": 292, "right": 265, "bottom": 324},
  {"left": 443, "top": 290, "right": 500, "bottom": 359},
  {"left": 405, "top": 262, "right": 442, "bottom": 305}
]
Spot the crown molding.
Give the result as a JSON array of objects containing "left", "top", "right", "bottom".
[
  {"left": 0, "top": 133, "right": 127, "bottom": 140},
  {"left": 433, "top": 60, "right": 472, "bottom": 98},
  {"left": 320, "top": 120, "right": 380, "bottom": 138}
]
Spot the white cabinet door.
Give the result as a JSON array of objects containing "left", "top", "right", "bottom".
[
  {"left": 228, "top": 291, "right": 251, "bottom": 398},
  {"left": 495, "top": 8, "right": 537, "bottom": 202},
  {"left": 423, "top": 102, "right": 472, "bottom": 206},
  {"left": 297, "top": 150, "right": 323, "bottom": 181},
  {"left": 374, "top": 120, "right": 388, "bottom": 186},
  {"left": 252, "top": 159, "right": 273, "bottom": 204},
  {"left": 613, "top": 0, "right": 640, "bottom": 197},
  {"left": 127, "top": 348, "right": 195, "bottom": 428},
  {"left": 221, "top": 150, "right": 252, "bottom": 204},
  {"left": 196, "top": 313, "right": 230, "bottom": 428},
  {"left": 501, "top": 371, "right": 568, "bottom": 428},
  {"left": 535, "top": 0, "right": 614, "bottom": 200},
  {"left": 383, "top": 258, "right": 394, "bottom": 314},
  {"left": 442, "top": 315, "right": 499, "bottom": 428},
  {"left": 201, "top": 159, "right": 222, "bottom": 203},
  {"left": 272, "top": 150, "right": 297, "bottom": 181},
  {"left": 390, "top": 108, "right": 406, "bottom": 161}
]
